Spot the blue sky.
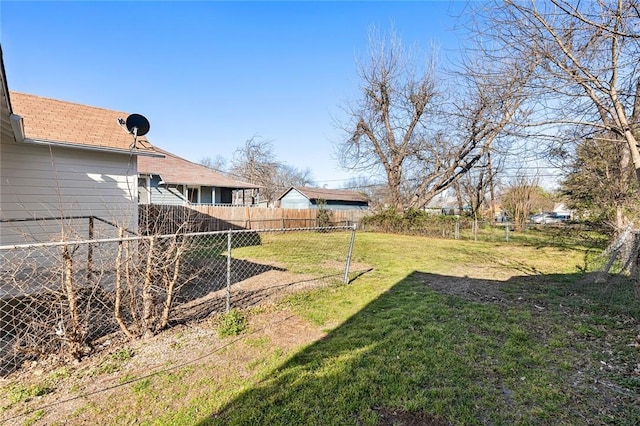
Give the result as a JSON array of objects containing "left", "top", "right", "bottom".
[{"left": 1, "top": 1, "right": 467, "bottom": 188}]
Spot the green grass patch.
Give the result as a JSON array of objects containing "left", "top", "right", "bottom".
[
  {"left": 2, "top": 383, "right": 54, "bottom": 410},
  {"left": 23, "top": 409, "right": 45, "bottom": 426},
  {"left": 131, "top": 378, "right": 153, "bottom": 394},
  {"left": 5, "top": 230, "right": 639, "bottom": 425},
  {"left": 218, "top": 309, "right": 248, "bottom": 338}
]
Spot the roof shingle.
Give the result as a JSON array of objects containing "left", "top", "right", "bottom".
[
  {"left": 281, "top": 186, "right": 369, "bottom": 203},
  {"left": 9, "top": 92, "right": 155, "bottom": 154},
  {"left": 138, "top": 146, "right": 260, "bottom": 189}
]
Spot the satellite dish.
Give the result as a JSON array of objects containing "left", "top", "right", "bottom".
[{"left": 125, "top": 113, "right": 150, "bottom": 137}]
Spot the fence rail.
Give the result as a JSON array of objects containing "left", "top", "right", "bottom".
[
  {"left": 139, "top": 204, "right": 369, "bottom": 234},
  {"left": 0, "top": 225, "right": 357, "bottom": 376}
]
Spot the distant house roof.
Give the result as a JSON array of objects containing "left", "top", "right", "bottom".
[
  {"left": 9, "top": 91, "right": 156, "bottom": 155},
  {"left": 279, "top": 186, "right": 369, "bottom": 203},
  {"left": 138, "top": 146, "right": 260, "bottom": 189}
]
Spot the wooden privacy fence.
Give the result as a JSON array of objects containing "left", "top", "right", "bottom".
[
  {"left": 192, "top": 205, "right": 369, "bottom": 229},
  {"left": 139, "top": 204, "right": 370, "bottom": 234}
]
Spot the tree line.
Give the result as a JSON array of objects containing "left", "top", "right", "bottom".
[{"left": 202, "top": 1, "right": 640, "bottom": 238}]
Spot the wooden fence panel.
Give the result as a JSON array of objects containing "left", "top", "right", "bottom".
[
  {"left": 139, "top": 205, "right": 369, "bottom": 233},
  {"left": 190, "top": 206, "right": 369, "bottom": 230}
]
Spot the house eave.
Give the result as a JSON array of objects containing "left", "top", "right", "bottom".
[
  {"left": 9, "top": 114, "right": 24, "bottom": 142},
  {"left": 22, "top": 137, "right": 164, "bottom": 157},
  {"left": 155, "top": 178, "right": 260, "bottom": 189}
]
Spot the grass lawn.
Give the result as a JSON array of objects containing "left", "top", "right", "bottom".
[{"left": 2, "top": 230, "right": 639, "bottom": 425}]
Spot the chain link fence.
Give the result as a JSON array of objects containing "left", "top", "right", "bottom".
[
  {"left": 360, "top": 218, "right": 515, "bottom": 241},
  {"left": 359, "top": 217, "right": 609, "bottom": 244},
  {"left": 596, "top": 227, "right": 640, "bottom": 292},
  {"left": 0, "top": 225, "right": 357, "bottom": 376}
]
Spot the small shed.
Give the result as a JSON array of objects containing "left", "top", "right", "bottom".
[{"left": 278, "top": 186, "right": 369, "bottom": 210}]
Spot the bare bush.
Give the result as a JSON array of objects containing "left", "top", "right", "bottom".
[{"left": 0, "top": 226, "right": 357, "bottom": 375}]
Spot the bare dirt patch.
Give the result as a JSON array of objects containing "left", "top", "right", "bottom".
[{"left": 0, "top": 266, "right": 337, "bottom": 425}]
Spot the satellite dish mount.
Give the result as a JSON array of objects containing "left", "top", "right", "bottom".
[{"left": 123, "top": 113, "right": 150, "bottom": 149}]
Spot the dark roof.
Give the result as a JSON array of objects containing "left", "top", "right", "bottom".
[
  {"left": 138, "top": 146, "right": 260, "bottom": 189},
  {"left": 279, "top": 186, "right": 369, "bottom": 203},
  {"left": 10, "top": 91, "right": 156, "bottom": 154}
]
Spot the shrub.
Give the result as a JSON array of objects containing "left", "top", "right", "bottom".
[
  {"left": 361, "top": 207, "right": 459, "bottom": 234},
  {"left": 316, "top": 200, "right": 333, "bottom": 227}
]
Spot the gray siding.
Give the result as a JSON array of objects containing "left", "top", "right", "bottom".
[
  {"left": 0, "top": 140, "right": 138, "bottom": 245},
  {"left": 280, "top": 189, "right": 312, "bottom": 209},
  {"left": 138, "top": 174, "right": 151, "bottom": 204},
  {"left": 280, "top": 188, "right": 368, "bottom": 210},
  {"left": 148, "top": 175, "right": 186, "bottom": 205},
  {"left": 143, "top": 178, "right": 236, "bottom": 206},
  {"left": 319, "top": 200, "right": 369, "bottom": 211}
]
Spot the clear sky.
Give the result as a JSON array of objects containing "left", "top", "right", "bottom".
[{"left": 1, "top": 1, "right": 467, "bottom": 188}]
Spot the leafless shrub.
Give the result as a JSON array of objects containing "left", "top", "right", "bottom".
[{"left": 0, "top": 225, "right": 356, "bottom": 375}]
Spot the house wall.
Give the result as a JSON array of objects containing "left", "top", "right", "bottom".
[
  {"left": 0, "top": 140, "right": 138, "bottom": 245},
  {"left": 144, "top": 178, "right": 236, "bottom": 206},
  {"left": 1, "top": 98, "right": 13, "bottom": 148},
  {"left": 280, "top": 189, "right": 368, "bottom": 210},
  {"left": 138, "top": 174, "right": 151, "bottom": 204},
  {"left": 148, "top": 175, "right": 186, "bottom": 205},
  {"left": 279, "top": 189, "right": 312, "bottom": 209},
  {"left": 322, "top": 200, "right": 369, "bottom": 211}
]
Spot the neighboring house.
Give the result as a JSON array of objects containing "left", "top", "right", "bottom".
[
  {"left": 552, "top": 203, "right": 573, "bottom": 219},
  {"left": 0, "top": 52, "right": 158, "bottom": 244},
  {"left": 424, "top": 193, "right": 459, "bottom": 215},
  {"left": 278, "top": 186, "right": 369, "bottom": 210},
  {"left": 137, "top": 146, "right": 260, "bottom": 206}
]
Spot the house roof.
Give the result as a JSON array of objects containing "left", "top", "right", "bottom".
[
  {"left": 9, "top": 91, "right": 156, "bottom": 155},
  {"left": 279, "top": 186, "right": 369, "bottom": 203},
  {"left": 138, "top": 146, "right": 260, "bottom": 189}
]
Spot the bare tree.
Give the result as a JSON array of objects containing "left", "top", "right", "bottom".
[
  {"left": 230, "top": 136, "right": 279, "bottom": 203},
  {"left": 272, "top": 164, "right": 315, "bottom": 197},
  {"left": 406, "top": 50, "right": 532, "bottom": 211},
  {"left": 230, "top": 136, "right": 315, "bottom": 205},
  {"left": 337, "top": 26, "right": 531, "bottom": 211},
  {"left": 342, "top": 176, "right": 389, "bottom": 209},
  {"left": 500, "top": 175, "right": 552, "bottom": 231},
  {"left": 337, "top": 27, "right": 438, "bottom": 211},
  {"left": 475, "top": 0, "right": 640, "bottom": 212},
  {"left": 455, "top": 167, "right": 491, "bottom": 221},
  {"left": 199, "top": 155, "right": 227, "bottom": 172}
]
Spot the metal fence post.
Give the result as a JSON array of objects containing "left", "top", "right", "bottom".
[
  {"left": 343, "top": 224, "right": 357, "bottom": 284},
  {"left": 505, "top": 222, "right": 510, "bottom": 242},
  {"left": 473, "top": 218, "right": 478, "bottom": 241},
  {"left": 226, "top": 229, "right": 232, "bottom": 313},
  {"left": 87, "top": 216, "right": 94, "bottom": 280}
]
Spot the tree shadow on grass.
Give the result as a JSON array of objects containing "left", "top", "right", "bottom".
[{"left": 197, "top": 271, "right": 639, "bottom": 426}]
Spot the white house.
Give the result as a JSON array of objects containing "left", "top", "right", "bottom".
[{"left": 0, "top": 51, "right": 159, "bottom": 245}]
